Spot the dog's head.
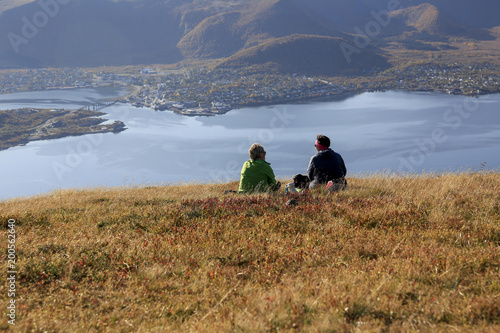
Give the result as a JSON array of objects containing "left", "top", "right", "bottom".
[{"left": 293, "top": 174, "right": 310, "bottom": 190}]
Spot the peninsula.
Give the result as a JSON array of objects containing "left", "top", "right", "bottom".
[{"left": 0, "top": 108, "right": 126, "bottom": 151}]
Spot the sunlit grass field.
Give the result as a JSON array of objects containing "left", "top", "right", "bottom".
[{"left": 1, "top": 173, "right": 499, "bottom": 332}]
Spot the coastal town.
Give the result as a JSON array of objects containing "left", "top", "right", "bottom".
[
  {"left": 1, "top": 63, "right": 498, "bottom": 154},
  {"left": 1, "top": 63, "right": 499, "bottom": 117}
]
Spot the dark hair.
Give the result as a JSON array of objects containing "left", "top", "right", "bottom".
[{"left": 316, "top": 134, "right": 330, "bottom": 148}]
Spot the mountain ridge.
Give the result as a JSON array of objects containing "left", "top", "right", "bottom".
[
  {"left": 217, "top": 34, "right": 389, "bottom": 76},
  {"left": 0, "top": 0, "right": 499, "bottom": 73}
]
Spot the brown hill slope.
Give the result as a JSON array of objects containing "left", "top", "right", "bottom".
[
  {"left": 237, "top": 0, "right": 336, "bottom": 38},
  {"left": 390, "top": 3, "right": 466, "bottom": 36},
  {"left": 178, "top": 0, "right": 341, "bottom": 59},
  {"left": 177, "top": 11, "right": 245, "bottom": 58},
  {"left": 217, "top": 34, "right": 389, "bottom": 76}
]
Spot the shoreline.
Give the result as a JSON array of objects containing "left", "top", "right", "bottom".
[
  {"left": 1, "top": 88, "right": 498, "bottom": 151},
  {"left": 151, "top": 89, "right": 496, "bottom": 117},
  {"left": 0, "top": 107, "right": 126, "bottom": 151},
  {"left": 0, "top": 84, "right": 129, "bottom": 98},
  {"left": 0, "top": 124, "right": 126, "bottom": 152}
]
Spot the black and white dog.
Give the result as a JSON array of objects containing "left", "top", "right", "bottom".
[{"left": 292, "top": 174, "right": 310, "bottom": 190}]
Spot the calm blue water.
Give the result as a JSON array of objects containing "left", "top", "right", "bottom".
[{"left": 1, "top": 88, "right": 500, "bottom": 200}]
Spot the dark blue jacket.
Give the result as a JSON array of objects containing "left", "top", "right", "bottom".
[{"left": 307, "top": 148, "right": 347, "bottom": 184}]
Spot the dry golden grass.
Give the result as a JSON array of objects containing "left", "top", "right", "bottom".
[{"left": 1, "top": 173, "right": 499, "bottom": 332}]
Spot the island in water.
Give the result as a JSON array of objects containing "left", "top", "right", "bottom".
[{"left": 0, "top": 107, "right": 126, "bottom": 151}]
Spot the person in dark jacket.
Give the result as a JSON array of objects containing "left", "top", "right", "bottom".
[{"left": 307, "top": 134, "right": 347, "bottom": 190}]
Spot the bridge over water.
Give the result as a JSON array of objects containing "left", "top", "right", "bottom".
[{"left": 79, "top": 100, "right": 117, "bottom": 111}]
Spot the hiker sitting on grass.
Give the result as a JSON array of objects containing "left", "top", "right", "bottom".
[
  {"left": 308, "top": 134, "right": 347, "bottom": 191},
  {"left": 238, "top": 143, "right": 281, "bottom": 194},
  {"left": 288, "top": 134, "right": 347, "bottom": 193}
]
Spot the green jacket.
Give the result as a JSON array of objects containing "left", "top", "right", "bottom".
[{"left": 238, "top": 159, "right": 277, "bottom": 193}]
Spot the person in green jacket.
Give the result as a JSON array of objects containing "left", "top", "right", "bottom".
[{"left": 238, "top": 143, "right": 281, "bottom": 194}]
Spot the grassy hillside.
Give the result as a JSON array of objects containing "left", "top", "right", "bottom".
[{"left": 1, "top": 173, "right": 499, "bottom": 331}]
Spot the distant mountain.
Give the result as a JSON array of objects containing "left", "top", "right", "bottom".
[
  {"left": 0, "top": 0, "right": 185, "bottom": 67},
  {"left": 177, "top": 0, "right": 343, "bottom": 59},
  {"left": 389, "top": 3, "right": 466, "bottom": 36},
  {"left": 217, "top": 34, "right": 389, "bottom": 76},
  {"left": 429, "top": 0, "right": 500, "bottom": 30},
  {"left": 177, "top": 11, "right": 245, "bottom": 59},
  {"left": 294, "top": 0, "right": 500, "bottom": 32},
  {"left": 0, "top": 0, "right": 499, "bottom": 73},
  {"left": 236, "top": 0, "right": 338, "bottom": 39}
]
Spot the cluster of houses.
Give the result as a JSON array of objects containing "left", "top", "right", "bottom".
[
  {"left": 124, "top": 71, "right": 353, "bottom": 115},
  {"left": 2, "top": 64, "right": 498, "bottom": 115},
  {"left": 0, "top": 68, "right": 135, "bottom": 94},
  {"left": 386, "top": 64, "right": 500, "bottom": 96},
  {"left": 122, "top": 64, "right": 500, "bottom": 117}
]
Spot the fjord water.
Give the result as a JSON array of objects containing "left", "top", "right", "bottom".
[{"left": 1, "top": 88, "right": 500, "bottom": 200}]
